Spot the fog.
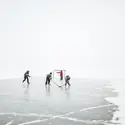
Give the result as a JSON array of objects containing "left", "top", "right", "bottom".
[{"left": 0, "top": 0, "right": 125, "bottom": 79}]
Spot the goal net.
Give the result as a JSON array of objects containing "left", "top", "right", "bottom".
[{"left": 52, "top": 69, "right": 66, "bottom": 83}]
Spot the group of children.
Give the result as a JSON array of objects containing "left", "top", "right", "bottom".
[{"left": 22, "top": 70, "right": 71, "bottom": 87}]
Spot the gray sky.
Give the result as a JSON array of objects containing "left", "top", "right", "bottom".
[{"left": 0, "top": 0, "right": 125, "bottom": 78}]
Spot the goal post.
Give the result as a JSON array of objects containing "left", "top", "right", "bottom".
[{"left": 52, "top": 69, "right": 66, "bottom": 81}]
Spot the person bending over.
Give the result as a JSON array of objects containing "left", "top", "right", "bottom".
[
  {"left": 45, "top": 72, "right": 52, "bottom": 85},
  {"left": 65, "top": 75, "right": 71, "bottom": 86}
]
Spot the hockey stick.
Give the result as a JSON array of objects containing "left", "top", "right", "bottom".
[{"left": 51, "top": 80, "right": 62, "bottom": 87}]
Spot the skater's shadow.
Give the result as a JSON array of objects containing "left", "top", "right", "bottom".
[
  {"left": 22, "top": 83, "right": 25, "bottom": 88},
  {"left": 45, "top": 85, "right": 51, "bottom": 96},
  {"left": 23, "top": 88, "right": 30, "bottom": 101},
  {"left": 65, "top": 86, "right": 70, "bottom": 91},
  {"left": 24, "top": 88, "right": 29, "bottom": 94},
  {"left": 60, "top": 80, "right": 64, "bottom": 84},
  {"left": 22, "top": 83, "right": 30, "bottom": 88},
  {"left": 65, "top": 86, "right": 70, "bottom": 99}
]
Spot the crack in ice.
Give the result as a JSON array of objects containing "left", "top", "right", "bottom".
[
  {"left": 2, "top": 104, "right": 115, "bottom": 125},
  {"left": 5, "top": 120, "right": 13, "bottom": 125}
]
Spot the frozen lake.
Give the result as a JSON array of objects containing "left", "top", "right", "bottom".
[{"left": 0, "top": 77, "right": 118, "bottom": 125}]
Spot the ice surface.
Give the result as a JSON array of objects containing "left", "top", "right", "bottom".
[{"left": 0, "top": 77, "right": 118, "bottom": 125}]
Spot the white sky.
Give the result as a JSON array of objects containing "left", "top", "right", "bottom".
[{"left": 0, "top": 0, "right": 125, "bottom": 78}]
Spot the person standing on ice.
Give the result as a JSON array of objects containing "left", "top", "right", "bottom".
[
  {"left": 60, "top": 70, "right": 63, "bottom": 81},
  {"left": 65, "top": 75, "right": 71, "bottom": 86},
  {"left": 45, "top": 72, "right": 52, "bottom": 85},
  {"left": 22, "top": 70, "right": 31, "bottom": 87},
  {"left": 57, "top": 70, "right": 63, "bottom": 81}
]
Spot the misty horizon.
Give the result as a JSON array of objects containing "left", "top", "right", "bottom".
[{"left": 0, "top": 0, "right": 124, "bottom": 79}]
